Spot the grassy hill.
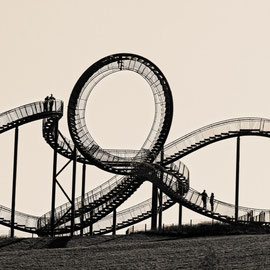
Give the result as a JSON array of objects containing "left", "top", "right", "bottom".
[{"left": 0, "top": 232, "right": 269, "bottom": 269}]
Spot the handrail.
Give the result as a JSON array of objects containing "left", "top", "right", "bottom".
[
  {"left": 39, "top": 116, "right": 270, "bottom": 234},
  {"left": 163, "top": 118, "right": 270, "bottom": 163},
  {"left": 0, "top": 100, "right": 63, "bottom": 232},
  {"left": 2, "top": 78, "right": 270, "bottom": 236},
  {"left": 165, "top": 117, "right": 267, "bottom": 150}
]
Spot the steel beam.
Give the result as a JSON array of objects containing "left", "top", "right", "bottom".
[
  {"left": 235, "top": 136, "right": 240, "bottom": 222},
  {"left": 55, "top": 179, "right": 72, "bottom": 204},
  {"left": 158, "top": 191, "right": 163, "bottom": 229},
  {"left": 112, "top": 208, "right": 117, "bottom": 235},
  {"left": 70, "top": 147, "right": 77, "bottom": 236},
  {"left": 56, "top": 159, "right": 72, "bottom": 177},
  {"left": 10, "top": 127, "right": 19, "bottom": 238},
  {"left": 178, "top": 203, "right": 182, "bottom": 226},
  {"left": 179, "top": 184, "right": 183, "bottom": 226},
  {"left": 158, "top": 148, "right": 164, "bottom": 230},
  {"left": 50, "top": 121, "right": 58, "bottom": 237},
  {"left": 151, "top": 183, "right": 158, "bottom": 230},
  {"left": 80, "top": 163, "right": 86, "bottom": 236}
]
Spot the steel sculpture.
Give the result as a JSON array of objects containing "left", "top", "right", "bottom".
[{"left": 1, "top": 53, "right": 270, "bottom": 237}]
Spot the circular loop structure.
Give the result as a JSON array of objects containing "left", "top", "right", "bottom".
[
  {"left": 68, "top": 53, "right": 173, "bottom": 174},
  {"left": 2, "top": 53, "right": 270, "bottom": 236}
]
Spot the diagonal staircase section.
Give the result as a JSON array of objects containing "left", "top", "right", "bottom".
[
  {"left": 40, "top": 117, "right": 270, "bottom": 235},
  {"left": 36, "top": 175, "right": 144, "bottom": 235},
  {"left": 2, "top": 100, "right": 270, "bottom": 235}
]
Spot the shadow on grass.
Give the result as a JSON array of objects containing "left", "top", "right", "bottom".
[
  {"left": 46, "top": 235, "right": 126, "bottom": 249},
  {"left": 134, "top": 222, "right": 270, "bottom": 238},
  {"left": 47, "top": 236, "right": 72, "bottom": 249},
  {"left": 0, "top": 238, "right": 25, "bottom": 249}
]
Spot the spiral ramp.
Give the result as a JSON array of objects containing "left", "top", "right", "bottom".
[{"left": 0, "top": 54, "right": 270, "bottom": 236}]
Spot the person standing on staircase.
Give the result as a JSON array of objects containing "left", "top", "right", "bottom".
[
  {"left": 201, "top": 190, "right": 208, "bottom": 209},
  {"left": 210, "top": 193, "right": 214, "bottom": 212},
  {"left": 44, "top": 96, "right": 49, "bottom": 112},
  {"left": 48, "top": 94, "right": 56, "bottom": 111}
]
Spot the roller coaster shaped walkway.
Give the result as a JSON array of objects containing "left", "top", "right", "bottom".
[{"left": 1, "top": 53, "right": 270, "bottom": 236}]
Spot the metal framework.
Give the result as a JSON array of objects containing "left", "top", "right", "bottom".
[{"left": 0, "top": 53, "right": 270, "bottom": 237}]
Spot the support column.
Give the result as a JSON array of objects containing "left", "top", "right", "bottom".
[
  {"left": 10, "top": 127, "right": 19, "bottom": 238},
  {"left": 178, "top": 204, "right": 182, "bottom": 226},
  {"left": 158, "top": 148, "right": 164, "bottom": 230},
  {"left": 235, "top": 136, "right": 240, "bottom": 222},
  {"left": 112, "top": 208, "right": 117, "bottom": 235},
  {"left": 179, "top": 185, "right": 183, "bottom": 226},
  {"left": 158, "top": 190, "right": 163, "bottom": 229},
  {"left": 71, "top": 147, "right": 77, "bottom": 236},
  {"left": 50, "top": 121, "right": 58, "bottom": 237},
  {"left": 151, "top": 184, "right": 158, "bottom": 230},
  {"left": 80, "top": 163, "right": 86, "bottom": 236},
  {"left": 89, "top": 210, "right": 93, "bottom": 236}
]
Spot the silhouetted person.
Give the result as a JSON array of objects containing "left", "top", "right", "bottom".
[
  {"left": 44, "top": 96, "right": 49, "bottom": 112},
  {"left": 210, "top": 193, "right": 214, "bottom": 212},
  {"left": 247, "top": 211, "right": 251, "bottom": 222},
  {"left": 250, "top": 210, "right": 254, "bottom": 222},
  {"left": 49, "top": 94, "right": 55, "bottom": 111},
  {"left": 201, "top": 190, "right": 208, "bottom": 209}
]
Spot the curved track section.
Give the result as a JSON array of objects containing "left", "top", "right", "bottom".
[
  {"left": 89, "top": 117, "right": 270, "bottom": 234},
  {"left": 66, "top": 117, "right": 270, "bottom": 235},
  {"left": 163, "top": 117, "right": 270, "bottom": 165},
  {"left": 2, "top": 54, "right": 270, "bottom": 237},
  {"left": 39, "top": 54, "right": 270, "bottom": 235},
  {"left": 0, "top": 100, "right": 63, "bottom": 233},
  {"left": 0, "top": 101, "right": 62, "bottom": 135},
  {"left": 37, "top": 53, "right": 177, "bottom": 235}
]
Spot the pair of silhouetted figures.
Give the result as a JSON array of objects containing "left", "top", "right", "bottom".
[
  {"left": 44, "top": 94, "right": 56, "bottom": 112},
  {"left": 201, "top": 190, "right": 215, "bottom": 212}
]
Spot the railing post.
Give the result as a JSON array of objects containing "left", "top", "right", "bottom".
[
  {"left": 10, "top": 126, "right": 19, "bottom": 238},
  {"left": 71, "top": 147, "right": 77, "bottom": 236},
  {"left": 80, "top": 163, "right": 86, "bottom": 236},
  {"left": 50, "top": 121, "right": 58, "bottom": 237},
  {"left": 112, "top": 208, "right": 117, "bottom": 235},
  {"left": 235, "top": 136, "right": 241, "bottom": 222}
]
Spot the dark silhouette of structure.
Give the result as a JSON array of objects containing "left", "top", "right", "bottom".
[{"left": 0, "top": 53, "right": 270, "bottom": 237}]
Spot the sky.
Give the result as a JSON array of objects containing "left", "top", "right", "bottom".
[{"left": 1, "top": 0, "right": 270, "bottom": 236}]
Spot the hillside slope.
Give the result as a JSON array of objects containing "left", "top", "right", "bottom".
[{"left": 0, "top": 234, "right": 269, "bottom": 269}]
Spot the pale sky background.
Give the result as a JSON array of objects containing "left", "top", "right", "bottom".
[{"left": 1, "top": 0, "right": 270, "bottom": 236}]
